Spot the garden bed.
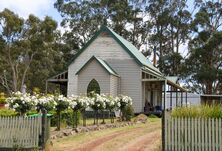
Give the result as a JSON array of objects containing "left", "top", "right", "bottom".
[{"left": 51, "top": 121, "right": 139, "bottom": 139}]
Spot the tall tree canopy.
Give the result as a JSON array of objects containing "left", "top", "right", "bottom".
[
  {"left": 0, "top": 9, "right": 64, "bottom": 94},
  {"left": 54, "top": 0, "right": 222, "bottom": 94},
  {"left": 1, "top": 0, "right": 222, "bottom": 95},
  {"left": 184, "top": 0, "right": 222, "bottom": 94},
  {"left": 54, "top": 0, "right": 147, "bottom": 50}
]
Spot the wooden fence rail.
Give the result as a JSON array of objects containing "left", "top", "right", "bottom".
[
  {"left": 165, "top": 115, "right": 222, "bottom": 151},
  {"left": 0, "top": 116, "right": 49, "bottom": 149}
]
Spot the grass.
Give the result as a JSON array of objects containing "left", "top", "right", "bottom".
[
  {"left": 52, "top": 117, "right": 161, "bottom": 151},
  {"left": 171, "top": 105, "right": 222, "bottom": 118}
]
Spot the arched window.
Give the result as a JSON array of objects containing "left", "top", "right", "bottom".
[{"left": 87, "top": 79, "right": 100, "bottom": 94}]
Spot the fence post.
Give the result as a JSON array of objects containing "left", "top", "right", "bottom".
[{"left": 41, "top": 109, "right": 47, "bottom": 149}]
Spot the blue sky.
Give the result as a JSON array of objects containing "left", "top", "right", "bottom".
[{"left": 0, "top": 0, "right": 62, "bottom": 22}]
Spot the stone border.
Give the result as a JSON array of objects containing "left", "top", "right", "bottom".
[{"left": 51, "top": 122, "right": 138, "bottom": 139}]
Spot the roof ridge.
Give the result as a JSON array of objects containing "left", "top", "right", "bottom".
[
  {"left": 105, "top": 26, "right": 162, "bottom": 75},
  {"left": 75, "top": 55, "right": 119, "bottom": 77}
]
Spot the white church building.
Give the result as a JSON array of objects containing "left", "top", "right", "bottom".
[{"left": 47, "top": 26, "right": 187, "bottom": 113}]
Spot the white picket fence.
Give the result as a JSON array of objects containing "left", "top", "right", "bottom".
[
  {"left": 165, "top": 115, "right": 222, "bottom": 151},
  {"left": 0, "top": 116, "right": 42, "bottom": 148}
]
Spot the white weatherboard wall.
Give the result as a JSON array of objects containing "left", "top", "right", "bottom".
[
  {"left": 106, "top": 59, "right": 142, "bottom": 113},
  {"left": 110, "top": 75, "right": 119, "bottom": 96},
  {"left": 68, "top": 34, "right": 143, "bottom": 113},
  {"left": 77, "top": 59, "right": 110, "bottom": 95}
]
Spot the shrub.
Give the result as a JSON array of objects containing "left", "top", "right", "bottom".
[
  {"left": 171, "top": 105, "right": 222, "bottom": 118},
  {"left": 0, "top": 108, "right": 17, "bottom": 117},
  {"left": 149, "top": 114, "right": 159, "bottom": 118},
  {"left": 50, "top": 110, "right": 81, "bottom": 127},
  {"left": 0, "top": 92, "right": 6, "bottom": 104},
  {"left": 122, "top": 105, "right": 134, "bottom": 121},
  {"left": 26, "top": 110, "right": 38, "bottom": 116}
]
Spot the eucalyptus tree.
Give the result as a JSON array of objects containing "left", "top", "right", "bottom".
[
  {"left": 185, "top": 0, "right": 222, "bottom": 94},
  {"left": 54, "top": 0, "right": 147, "bottom": 49},
  {"left": 0, "top": 9, "right": 58, "bottom": 94},
  {"left": 145, "top": 0, "right": 192, "bottom": 75}
]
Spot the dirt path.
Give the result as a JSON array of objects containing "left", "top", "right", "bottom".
[
  {"left": 121, "top": 129, "right": 161, "bottom": 151},
  {"left": 70, "top": 127, "right": 142, "bottom": 151},
  {"left": 70, "top": 126, "right": 161, "bottom": 151}
]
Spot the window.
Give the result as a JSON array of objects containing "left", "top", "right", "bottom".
[{"left": 87, "top": 79, "right": 100, "bottom": 94}]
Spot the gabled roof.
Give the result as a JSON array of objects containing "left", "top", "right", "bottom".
[
  {"left": 75, "top": 56, "right": 119, "bottom": 77},
  {"left": 68, "top": 26, "right": 162, "bottom": 77}
]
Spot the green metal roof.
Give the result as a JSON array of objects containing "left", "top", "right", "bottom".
[
  {"left": 75, "top": 56, "right": 119, "bottom": 77},
  {"left": 107, "top": 27, "right": 162, "bottom": 76},
  {"left": 69, "top": 26, "right": 162, "bottom": 77}
]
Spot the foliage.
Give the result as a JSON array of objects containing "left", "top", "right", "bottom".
[
  {"left": 6, "top": 92, "right": 37, "bottom": 115},
  {"left": 54, "top": 0, "right": 147, "bottom": 50},
  {"left": 171, "top": 105, "right": 222, "bottom": 118},
  {"left": 0, "top": 92, "right": 6, "bottom": 104},
  {"left": 183, "top": 1, "right": 222, "bottom": 94},
  {"left": 50, "top": 110, "right": 81, "bottom": 127},
  {"left": 54, "top": 95, "right": 69, "bottom": 112},
  {"left": 0, "top": 108, "right": 17, "bottom": 116},
  {"left": 122, "top": 105, "right": 134, "bottom": 121},
  {"left": 36, "top": 95, "right": 57, "bottom": 112},
  {"left": 118, "top": 95, "right": 133, "bottom": 110},
  {"left": 5, "top": 92, "right": 134, "bottom": 128},
  {"left": 0, "top": 9, "right": 65, "bottom": 94},
  {"left": 91, "top": 94, "right": 106, "bottom": 111},
  {"left": 148, "top": 114, "right": 159, "bottom": 118}
]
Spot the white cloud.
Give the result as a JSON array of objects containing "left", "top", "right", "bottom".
[{"left": 0, "top": 0, "right": 59, "bottom": 20}]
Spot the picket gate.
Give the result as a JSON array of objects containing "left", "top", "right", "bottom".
[
  {"left": 165, "top": 114, "right": 222, "bottom": 151},
  {"left": 0, "top": 116, "right": 49, "bottom": 149}
]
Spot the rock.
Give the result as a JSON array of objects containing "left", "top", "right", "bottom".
[
  {"left": 56, "top": 133, "right": 63, "bottom": 138},
  {"left": 71, "top": 131, "right": 76, "bottom": 135},
  {"left": 63, "top": 130, "right": 71, "bottom": 136},
  {"left": 74, "top": 127, "right": 82, "bottom": 133},
  {"left": 134, "top": 114, "right": 148, "bottom": 124}
]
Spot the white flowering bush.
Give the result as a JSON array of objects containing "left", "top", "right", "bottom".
[
  {"left": 91, "top": 94, "right": 106, "bottom": 111},
  {"left": 118, "top": 95, "right": 133, "bottom": 121},
  {"left": 118, "top": 95, "right": 133, "bottom": 109},
  {"left": 36, "top": 95, "right": 57, "bottom": 111},
  {"left": 7, "top": 91, "right": 37, "bottom": 115},
  {"left": 102, "top": 94, "right": 117, "bottom": 111},
  {"left": 6, "top": 91, "right": 134, "bottom": 124},
  {"left": 78, "top": 96, "right": 94, "bottom": 110},
  {"left": 67, "top": 95, "right": 78, "bottom": 110},
  {"left": 54, "top": 95, "right": 69, "bottom": 112}
]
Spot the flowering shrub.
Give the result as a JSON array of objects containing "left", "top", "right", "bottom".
[
  {"left": 36, "top": 95, "right": 57, "bottom": 111},
  {"left": 54, "top": 95, "right": 70, "bottom": 112},
  {"left": 102, "top": 94, "right": 118, "bottom": 111},
  {"left": 7, "top": 92, "right": 37, "bottom": 115},
  {"left": 118, "top": 95, "right": 133, "bottom": 110},
  {"left": 91, "top": 94, "right": 106, "bottom": 110},
  {"left": 67, "top": 95, "right": 78, "bottom": 110},
  {"left": 6, "top": 92, "right": 134, "bottom": 123}
]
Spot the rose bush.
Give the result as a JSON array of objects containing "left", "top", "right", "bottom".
[
  {"left": 6, "top": 92, "right": 134, "bottom": 127},
  {"left": 7, "top": 92, "right": 37, "bottom": 115}
]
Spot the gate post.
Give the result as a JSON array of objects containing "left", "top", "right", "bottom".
[
  {"left": 162, "top": 80, "right": 167, "bottom": 151},
  {"left": 40, "top": 109, "right": 47, "bottom": 149}
]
